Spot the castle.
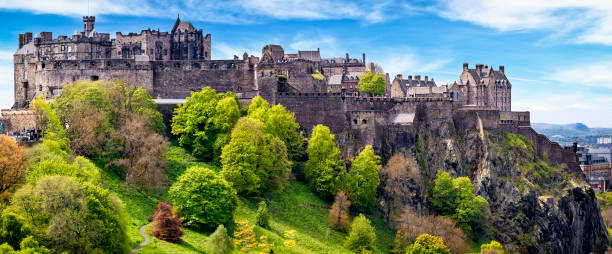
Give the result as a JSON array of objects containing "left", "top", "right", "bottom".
[{"left": 6, "top": 16, "right": 575, "bottom": 169}]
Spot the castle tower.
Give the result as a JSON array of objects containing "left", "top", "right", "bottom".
[{"left": 83, "top": 16, "right": 95, "bottom": 36}]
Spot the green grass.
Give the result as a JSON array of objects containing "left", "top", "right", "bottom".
[{"left": 101, "top": 142, "right": 395, "bottom": 253}]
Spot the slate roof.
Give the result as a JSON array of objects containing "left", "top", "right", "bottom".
[
  {"left": 328, "top": 75, "right": 342, "bottom": 85},
  {"left": 15, "top": 42, "right": 36, "bottom": 55},
  {"left": 298, "top": 51, "right": 321, "bottom": 61}
]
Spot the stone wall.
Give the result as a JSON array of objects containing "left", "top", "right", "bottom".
[
  {"left": 1, "top": 109, "right": 37, "bottom": 133},
  {"left": 452, "top": 108, "right": 500, "bottom": 130}
]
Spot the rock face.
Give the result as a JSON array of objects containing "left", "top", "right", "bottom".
[{"left": 377, "top": 114, "right": 609, "bottom": 253}]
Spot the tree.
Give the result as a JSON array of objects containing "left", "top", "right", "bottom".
[
  {"left": 171, "top": 87, "right": 239, "bottom": 160},
  {"left": 256, "top": 201, "right": 270, "bottom": 228},
  {"left": 405, "top": 234, "right": 450, "bottom": 254},
  {"left": 394, "top": 209, "right": 469, "bottom": 253},
  {"left": 0, "top": 135, "right": 25, "bottom": 192},
  {"left": 233, "top": 220, "right": 257, "bottom": 253},
  {"left": 366, "top": 62, "right": 385, "bottom": 75},
  {"left": 305, "top": 124, "right": 346, "bottom": 199},
  {"left": 211, "top": 96, "right": 241, "bottom": 163},
  {"left": 0, "top": 211, "right": 29, "bottom": 249},
  {"left": 344, "top": 214, "right": 376, "bottom": 253},
  {"left": 248, "top": 101, "right": 303, "bottom": 162},
  {"left": 358, "top": 72, "right": 386, "bottom": 96},
  {"left": 329, "top": 191, "right": 351, "bottom": 231},
  {"left": 151, "top": 202, "right": 184, "bottom": 243},
  {"left": 31, "top": 95, "right": 70, "bottom": 153},
  {"left": 345, "top": 145, "right": 381, "bottom": 212},
  {"left": 207, "top": 224, "right": 234, "bottom": 254},
  {"left": 430, "top": 171, "right": 489, "bottom": 234},
  {"left": 113, "top": 116, "right": 168, "bottom": 191},
  {"left": 221, "top": 117, "right": 290, "bottom": 195},
  {"left": 169, "top": 166, "right": 237, "bottom": 231}
]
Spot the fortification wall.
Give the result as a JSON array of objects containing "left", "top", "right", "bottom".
[
  {"left": 276, "top": 92, "right": 347, "bottom": 134},
  {"left": 453, "top": 108, "right": 499, "bottom": 131},
  {"left": 1, "top": 109, "right": 37, "bottom": 133}
]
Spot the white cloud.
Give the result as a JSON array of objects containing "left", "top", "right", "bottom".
[
  {"left": 546, "top": 61, "right": 612, "bottom": 89},
  {"left": 289, "top": 35, "right": 340, "bottom": 56},
  {"left": 213, "top": 42, "right": 261, "bottom": 59},
  {"left": 433, "top": 0, "right": 612, "bottom": 45},
  {"left": 0, "top": 0, "right": 405, "bottom": 24},
  {"left": 0, "top": 64, "right": 14, "bottom": 109},
  {"left": 371, "top": 49, "right": 451, "bottom": 78}
]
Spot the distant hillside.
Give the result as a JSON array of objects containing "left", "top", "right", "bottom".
[{"left": 532, "top": 123, "right": 612, "bottom": 145}]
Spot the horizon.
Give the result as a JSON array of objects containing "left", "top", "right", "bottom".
[{"left": 1, "top": 1, "right": 611, "bottom": 127}]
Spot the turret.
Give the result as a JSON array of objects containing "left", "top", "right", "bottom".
[{"left": 83, "top": 16, "right": 95, "bottom": 36}]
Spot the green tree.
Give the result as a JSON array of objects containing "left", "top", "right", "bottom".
[
  {"left": 207, "top": 224, "right": 234, "bottom": 254},
  {"left": 480, "top": 240, "right": 504, "bottom": 253},
  {"left": 430, "top": 171, "right": 489, "bottom": 233},
  {"left": 171, "top": 87, "right": 239, "bottom": 161},
  {"left": 31, "top": 95, "right": 70, "bottom": 153},
  {"left": 344, "top": 214, "right": 376, "bottom": 253},
  {"left": 305, "top": 124, "right": 346, "bottom": 199},
  {"left": 233, "top": 220, "right": 257, "bottom": 253},
  {"left": 345, "top": 145, "right": 381, "bottom": 211},
  {"left": 221, "top": 117, "right": 290, "bottom": 195},
  {"left": 169, "top": 166, "right": 237, "bottom": 230},
  {"left": 0, "top": 211, "right": 29, "bottom": 249},
  {"left": 265, "top": 104, "right": 303, "bottom": 161},
  {"left": 211, "top": 96, "right": 242, "bottom": 162},
  {"left": 406, "top": 234, "right": 450, "bottom": 254},
  {"left": 255, "top": 201, "right": 270, "bottom": 228},
  {"left": 358, "top": 72, "right": 386, "bottom": 96}
]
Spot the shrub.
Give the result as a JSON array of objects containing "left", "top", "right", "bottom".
[
  {"left": 0, "top": 135, "right": 25, "bottom": 193},
  {"left": 151, "top": 202, "right": 184, "bottom": 243},
  {"left": 207, "top": 224, "right": 234, "bottom": 254},
  {"left": 329, "top": 191, "right": 351, "bottom": 231},
  {"left": 430, "top": 171, "right": 489, "bottom": 233},
  {"left": 19, "top": 236, "right": 50, "bottom": 253},
  {"left": 169, "top": 166, "right": 237, "bottom": 230},
  {"left": 406, "top": 233, "right": 450, "bottom": 254},
  {"left": 345, "top": 145, "right": 381, "bottom": 212},
  {"left": 344, "top": 214, "right": 376, "bottom": 253},
  {"left": 394, "top": 209, "right": 469, "bottom": 253},
  {"left": 358, "top": 72, "right": 385, "bottom": 96},
  {"left": 233, "top": 220, "right": 257, "bottom": 253},
  {"left": 255, "top": 201, "right": 270, "bottom": 228},
  {"left": 480, "top": 240, "right": 505, "bottom": 253},
  {"left": 305, "top": 124, "right": 346, "bottom": 199}
]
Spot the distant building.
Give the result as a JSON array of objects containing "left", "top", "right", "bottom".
[
  {"left": 450, "top": 63, "right": 511, "bottom": 112},
  {"left": 598, "top": 137, "right": 612, "bottom": 144}
]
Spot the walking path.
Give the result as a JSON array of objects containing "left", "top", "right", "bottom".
[{"left": 130, "top": 224, "right": 150, "bottom": 254}]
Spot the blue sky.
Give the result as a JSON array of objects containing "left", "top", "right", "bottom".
[{"left": 1, "top": 0, "right": 611, "bottom": 127}]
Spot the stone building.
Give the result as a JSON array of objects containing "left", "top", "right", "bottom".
[
  {"left": 451, "top": 63, "right": 511, "bottom": 112},
  {"left": 389, "top": 74, "right": 439, "bottom": 98}
]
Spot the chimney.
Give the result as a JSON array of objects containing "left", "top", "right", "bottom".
[
  {"left": 346, "top": 53, "right": 349, "bottom": 61},
  {"left": 408, "top": 75, "right": 412, "bottom": 81},
  {"left": 362, "top": 53, "right": 365, "bottom": 64},
  {"left": 40, "top": 32, "right": 52, "bottom": 42},
  {"left": 370, "top": 62, "right": 376, "bottom": 74},
  {"left": 317, "top": 48, "right": 320, "bottom": 52},
  {"left": 396, "top": 74, "right": 403, "bottom": 80},
  {"left": 425, "top": 75, "right": 428, "bottom": 83},
  {"left": 463, "top": 62, "right": 468, "bottom": 71},
  {"left": 476, "top": 64, "right": 483, "bottom": 75},
  {"left": 499, "top": 65, "right": 505, "bottom": 74},
  {"left": 415, "top": 75, "right": 421, "bottom": 81},
  {"left": 18, "top": 32, "right": 33, "bottom": 49}
]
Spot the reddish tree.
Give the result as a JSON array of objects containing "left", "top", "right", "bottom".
[
  {"left": 150, "top": 202, "right": 184, "bottom": 243},
  {"left": 328, "top": 191, "right": 351, "bottom": 231}
]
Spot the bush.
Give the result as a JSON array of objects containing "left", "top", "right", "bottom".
[
  {"left": 344, "top": 214, "right": 376, "bottom": 253},
  {"left": 406, "top": 233, "right": 450, "bottom": 254},
  {"left": 255, "top": 201, "right": 270, "bottom": 228},
  {"left": 358, "top": 72, "right": 385, "bottom": 96},
  {"left": 169, "top": 166, "right": 237, "bottom": 230},
  {"left": 207, "top": 224, "right": 234, "bottom": 254},
  {"left": 151, "top": 202, "right": 184, "bottom": 243},
  {"left": 0, "top": 135, "right": 25, "bottom": 193},
  {"left": 345, "top": 145, "right": 381, "bottom": 212},
  {"left": 480, "top": 240, "right": 505, "bottom": 253},
  {"left": 233, "top": 220, "right": 257, "bottom": 252},
  {"left": 430, "top": 171, "right": 489, "bottom": 233},
  {"left": 329, "top": 191, "right": 351, "bottom": 231},
  {"left": 394, "top": 209, "right": 469, "bottom": 253},
  {"left": 305, "top": 124, "right": 346, "bottom": 199}
]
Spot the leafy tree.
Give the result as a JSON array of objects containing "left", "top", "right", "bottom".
[
  {"left": 11, "top": 176, "right": 129, "bottom": 253},
  {"left": 18, "top": 236, "right": 50, "bottom": 253},
  {"left": 25, "top": 156, "right": 100, "bottom": 185},
  {"left": 0, "top": 211, "right": 29, "bottom": 249},
  {"left": 171, "top": 87, "right": 239, "bottom": 160},
  {"left": 405, "top": 234, "right": 450, "bottom": 254},
  {"left": 344, "top": 214, "right": 376, "bottom": 253},
  {"left": 283, "top": 230, "right": 297, "bottom": 250},
  {"left": 256, "top": 201, "right": 270, "bottom": 228},
  {"left": 221, "top": 117, "right": 290, "bottom": 195},
  {"left": 0, "top": 135, "right": 25, "bottom": 193},
  {"left": 328, "top": 191, "right": 351, "bottom": 231},
  {"left": 31, "top": 95, "right": 70, "bottom": 153},
  {"left": 151, "top": 202, "right": 184, "bottom": 243},
  {"left": 207, "top": 224, "right": 234, "bottom": 254},
  {"left": 480, "top": 240, "right": 505, "bottom": 254},
  {"left": 430, "top": 171, "right": 489, "bottom": 233},
  {"left": 345, "top": 145, "right": 381, "bottom": 211},
  {"left": 394, "top": 209, "right": 469, "bottom": 253},
  {"left": 305, "top": 124, "right": 346, "bottom": 199},
  {"left": 358, "top": 72, "right": 385, "bottom": 96},
  {"left": 169, "top": 166, "right": 237, "bottom": 230},
  {"left": 211, "top": 96, "right": 241, "bottom": 163},
  {"left": 233, "top": 220, "right": 257, "bottom": 253}
]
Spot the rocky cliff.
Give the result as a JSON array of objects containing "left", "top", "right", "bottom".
[{"left": 377, "top": 113, "right": 609, "bottom": 253}]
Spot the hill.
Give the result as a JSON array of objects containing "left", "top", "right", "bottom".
[{"left": 532, "top": 122, "right": 612, "bottom": 145}]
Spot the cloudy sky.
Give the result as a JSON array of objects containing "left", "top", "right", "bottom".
[{"left": 0, "top": 0, "right": 611, "bottom": 126}]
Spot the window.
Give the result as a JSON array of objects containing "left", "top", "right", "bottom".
[
  {"left": 91, "top": 75, "right": 99, "bottom": 81},
  {"left": 61, "top": 45, "right": 65, "bottom": 51}
]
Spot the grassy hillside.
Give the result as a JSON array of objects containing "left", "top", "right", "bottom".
[{"left": 102, "top": 142, "right": 395, "bottom": 253}]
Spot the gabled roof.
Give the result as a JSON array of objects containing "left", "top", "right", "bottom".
[{"left": 15, "top": 42, "right": 36, "bottom": 55}]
